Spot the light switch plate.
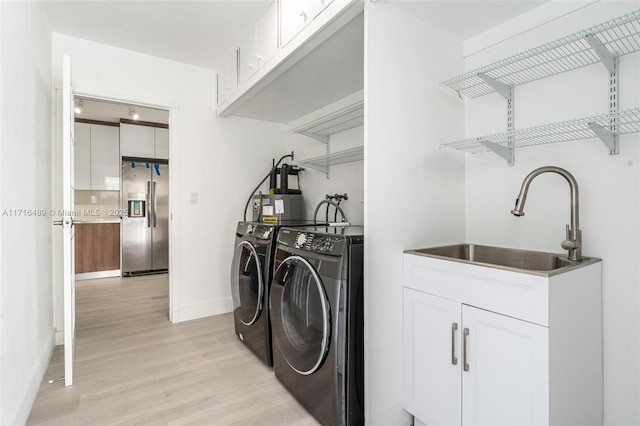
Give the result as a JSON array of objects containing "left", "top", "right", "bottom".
[{"left": 190, "top": 192, "right": 198, "bottom": 204}]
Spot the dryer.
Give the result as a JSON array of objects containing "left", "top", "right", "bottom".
[
  {"left": 231, "top": 222, "right": 275, "bottom": 365},
  {"left": 231, "top": 220, "right": 319, "bottom": 366},
  {"left": 270, "top": 225, "right": 364, "bottom": 425}
]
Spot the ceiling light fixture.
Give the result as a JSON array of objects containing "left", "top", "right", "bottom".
[
  {"left": 74, "top": 99, "right": 83, "bottom": 115},
  {"left": 129, "top": 107, "right": 140, "bottom": 120}
]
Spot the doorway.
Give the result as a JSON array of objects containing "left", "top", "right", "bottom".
[{"left": 71, "top": 96, "right": 171, "bottom": 315}]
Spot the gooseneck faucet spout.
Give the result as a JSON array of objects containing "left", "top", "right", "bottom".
[{"left": 511, "top": 166, "right": 582, "bottom": 262}]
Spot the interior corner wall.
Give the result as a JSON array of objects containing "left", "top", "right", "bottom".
[
  {"left": 0, "top": 1, "right": 54, "bottom": 424},
  {"left": 364, "top": 3, "right": 465, "bottom": 424},
  {"left": 463, "top": 2, "right": 640, "bottom": 425},
  {"left": 50, "top": 34, "right": 289, "bottom": 328}
]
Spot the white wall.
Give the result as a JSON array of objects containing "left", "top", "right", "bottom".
[
  {"left": 463, "top": 2, "right": 640, "bottom": 425},
  {"left": 364, "top": 3, "right": 466, "bottom": 424},
  {"left": 287, "top": 125, "right": 364, "bottom": 225},
  {"left": 0, "top": 1, "right": 54, "bottom": 424},
  {"left": 51, "top": 34, "right": 290, "bottom": 329}
]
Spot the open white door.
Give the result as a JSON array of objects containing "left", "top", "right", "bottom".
[{"left": 61, "top": 55, "right": 76, "bottom": 386}]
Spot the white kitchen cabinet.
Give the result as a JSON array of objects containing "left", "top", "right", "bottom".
[
  {"left": 280, "top": 0, "right": 334, "bottom": 47},
  {"left": 74, "top": 122, "right": 119, "bottom": 190},
  {"left": 74, "top": 122, "right": 91, "bottom": 190},
  {"left": 121, "top": 123, "right": 169, "bottom": 160},
  {"left": 154, "top": 127, "right": 169, "bottom": 160},
  {"left": 217, "top": 49, "right": 238, "bottom": 105},
  {"left": 239, "top": 1, "right": 278, "bottom": 85},
  {"left": 121, "top": 123, "right": 154, "bottom": 158},
  {"left": 403, "top": 250, "right": 603, "bottom": 426},
  {"left": 90, "top": 124, "right": 120, "bottom": 190}
]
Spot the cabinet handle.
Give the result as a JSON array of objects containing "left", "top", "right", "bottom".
[
  {"left": 463, "top": 327, "right": 470, "bottom": 372},
  {"left": 300, "top": 10, "right": 307, "bottom": 21},
  {"left": 451, "top": 323, "right": 458, "bottom": 365},
  {"left": 146, "top": 181, "right": 152, "bottom": 228}
]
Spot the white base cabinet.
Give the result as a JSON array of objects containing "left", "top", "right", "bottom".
[{"left": 403, "top": 252, "right": 603, "bottom": 426}]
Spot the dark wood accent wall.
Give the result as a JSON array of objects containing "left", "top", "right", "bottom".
[{"left": 75, "top": 223, "right": 120, "bottom": 273}]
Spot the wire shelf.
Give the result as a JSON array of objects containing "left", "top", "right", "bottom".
[
  {"left": 296, "top": 146, "right": 364, "bottom": 174},
  {"left": 441, "top": 108, "right": 640, "bottom": 154},
  {"left": 440, "top": 10, "right": 640, "bottom": 98}
]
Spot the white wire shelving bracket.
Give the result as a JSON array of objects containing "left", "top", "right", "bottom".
[
  {"left": 296, "top": 146, "right": 364, "bottom": 175},
  {"left": 439, "top": 10, "right": 640, "bottom": 99},
  {"left": 440, "top": 108, "right": 640, "bottom": 163}
]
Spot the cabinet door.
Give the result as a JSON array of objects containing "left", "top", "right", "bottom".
[
  {"left": 217, "top": 50, "right": 238, "bottom": 104},
  {"left": 280, "top": 0, "right": 335, "bottom": 47},
  {"left": 154, "top": 128, "right": 169, "bottom": 160},
  {"left": 279, "top": 0, "right": 312, "bottom": 47},
  {"left": 74, "top": 122, "right": 91, "bottom": 190},
  {"left": 90, "top": 124, "right": 120, "bottom": 190},
  {"left": 238, "top": 26, "right": 257, "bottom": 85},
  {"left": 404, "top": 288, "right": 462, "bottom": 425},
  {"left": 461, "top": 305, "right": 549, "bottom": 426},
  {"left": 255, "top": 1, "right": 278, "bottom": 71},
  {"left": 120, "top": 123, "right": 154, "bottom": 158}
]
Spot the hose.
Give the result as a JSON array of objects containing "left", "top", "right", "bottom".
[
  {"left": 313, "top": 197, "right": 348, "bottom": 224},
  {"left": 243, "top": 152, "right": 294, "bottom": 221}
]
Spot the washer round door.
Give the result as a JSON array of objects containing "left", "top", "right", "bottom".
[
  {"left": 231, "top": 240, "right": 264, "bottom": 326},
  {"left": 271, "top": 255, "right": 331, "bottom": 375}
]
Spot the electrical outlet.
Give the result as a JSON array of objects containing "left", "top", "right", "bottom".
[{"left": 190, "top": 192, "right": 198, "bottom": 204}]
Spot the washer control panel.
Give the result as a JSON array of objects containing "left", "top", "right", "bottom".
[{"left": 293, "top": 232, "right": 343, "bottom": 254}]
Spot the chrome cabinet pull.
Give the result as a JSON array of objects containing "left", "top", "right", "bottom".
[
  {"left": 451, "top": 323, "right": 458, "bottom": 365},
  {"left": 463, "top": 327, "right": 470, "bottom": 372}
]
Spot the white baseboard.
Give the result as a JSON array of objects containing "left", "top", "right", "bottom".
[
  {"left": 55, "top": 330, "right": 64, "bottom": 346},
  {"left": 176, "top": 297, "right": 233, "bottom": 323},
  {"left": 75, "top": 269, "right": 120, "bottom": 280},
  {"left": 11, "top": 329, "right": 55, "bottom": 425}
]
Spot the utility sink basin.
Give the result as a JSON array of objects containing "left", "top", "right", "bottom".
[{"left": 405, "top": 244, "right": 598, "bottom": 275}]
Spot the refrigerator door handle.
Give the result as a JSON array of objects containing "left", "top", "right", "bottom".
[
  {"left": 152, "top": 181, "right": 158, "bottom": 228},
  {"left": 147, "top": 180, "right": 152, "bottom": 228}
]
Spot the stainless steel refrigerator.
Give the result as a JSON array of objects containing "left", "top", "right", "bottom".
[{"left": 122, "top": 160, "right": 169, "bottom": 275}]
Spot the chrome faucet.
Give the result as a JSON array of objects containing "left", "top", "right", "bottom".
[{"left": 511, "top": 166, "right": 582, "bottom": 262}]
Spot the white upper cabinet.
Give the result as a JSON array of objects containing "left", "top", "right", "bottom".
[
  {"left": 280, "top": 0, "right": 334, "bottom": 47},
  {"left": 239, "top": 1, "right": 278, "bottom": 85},
  {"left": 74, "top": 122, "right": 120, "bottom": 191},
  {"left": 217, "top": 49, "right": 238, "bottom": 105},
  {"left": 74, "top": 122, "right": 91, "bottom": 190},
  {"left": 154, "top": 128, "right": 169, "bottom": 160},
  {"left": 120, "top": 123, "right": 155, "bottom": 158},
  {"left": 121, "top": 123, "right": 169, "bottom": 160},
  {"left": 217, "top": 0, "right": 362, "bottom": 119},
  {"left": 90, "top": 125, "right": 120, "bottom": 190}
]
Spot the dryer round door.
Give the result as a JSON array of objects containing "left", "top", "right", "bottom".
[
  {"left": 271, "top": 255, "right": 331, "bottom": 375},
  {"left": 231, "top": 241, "right": 264, "bottom": 325}
]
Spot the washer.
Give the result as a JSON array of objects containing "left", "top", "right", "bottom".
[
  {"left": 230, "top": 220, "right": 318, "bottom": 366},
  {"left": 270, "top": 225, "right": 364, "bottom": 425}
]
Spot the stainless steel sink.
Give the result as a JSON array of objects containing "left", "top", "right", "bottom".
[{"left": 406, "top": 244, "right": 598, "bottom": 275}]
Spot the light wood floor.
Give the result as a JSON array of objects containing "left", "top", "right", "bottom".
[{"left": 27, "top": 275, "right": 318, "bottom": 425}]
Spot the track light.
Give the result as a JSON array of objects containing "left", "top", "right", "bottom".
[
  {"left": 74, "top": 99, "right": 83, "bottom": 115},
  {"left": 129, "top": 107, "right": 139, "bottom": 120}
]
